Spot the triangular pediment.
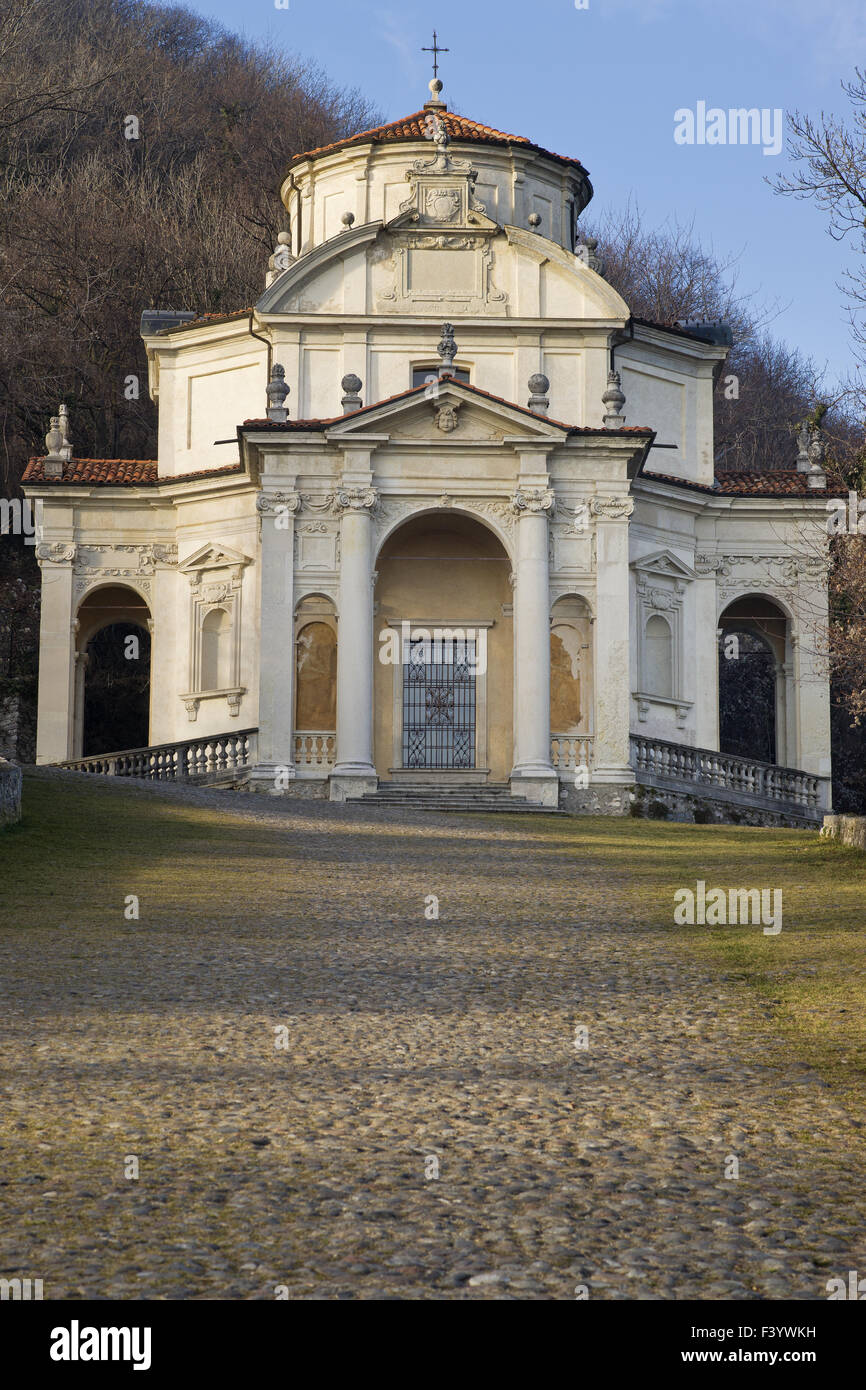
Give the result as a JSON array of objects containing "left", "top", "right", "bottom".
[
  {"left": 629, "top": 548, "right": 696, "bottom": 580},
  {"left": 179, "top": 541, "right": 251, "bottom": 577},
  {"left": 325, "top": 380, "right": 570, "bottom": 443}
]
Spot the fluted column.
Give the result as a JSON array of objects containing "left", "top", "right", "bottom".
[
  {"left": 249, "top": 489, "right": 300, "bottom": 790},
  {"left": 330, "top": 485, "right": 378, "bottom": 801},
  {"left": 509, "top": 486, "right": 559, "bottom": 807}
]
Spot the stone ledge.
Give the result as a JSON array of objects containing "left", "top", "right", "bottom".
[{"left": 821, "top": 815, "right": 866, "bottom": 851}]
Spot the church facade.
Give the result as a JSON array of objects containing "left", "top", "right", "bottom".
[{"left": 24, "top": 80, "right": 836, "bottom": 815}]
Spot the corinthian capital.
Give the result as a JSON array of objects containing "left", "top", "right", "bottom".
[
  {"left": 333, "top": 486, "right": 379, "bottom": 514},
  {"left": 510, "top": 487, "right": 555, "bottom": 516}
]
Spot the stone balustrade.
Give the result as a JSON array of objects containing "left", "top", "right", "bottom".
[
  {"left": 294, "top": 731, "right": 336, "bottom": 776},
  {"left": 550, "top": 734, "right": 595, "bottom": 778},
  {"left": 630, "top": 733, "right": 829, "bottom": 820},
  {"left": 61, "top": 730, "right": 257, "bottom": 782}
]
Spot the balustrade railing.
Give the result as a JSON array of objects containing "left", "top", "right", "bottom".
[
  {"left": 61, "top": 729, "right": 257, "bottom": 781},
  {"left": 630, "top": 733, "right": 825, "bottom": 813},
  {"left": 550, "top": 734, "right": 595, "bottom": 777},
  {"left": 294, "top": 731, "right": 336, "bottom": 774}
]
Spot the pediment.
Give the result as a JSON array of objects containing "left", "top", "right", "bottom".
[
  {"left": 629, "top": 548, "right": 696, "bottom": 581},
  {"left": 179, "top": 541, "right": 252, "bottom": 580},
  {"left": 326, "top": 381, "right": 568, "bottom": 443}
]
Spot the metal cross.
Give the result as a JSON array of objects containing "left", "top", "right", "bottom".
[{"left": 422, "top": 31, "right": 449, "bottom": 79}]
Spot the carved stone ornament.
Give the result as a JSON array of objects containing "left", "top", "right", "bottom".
[
  {"left": 332, "top": 487, "right": 379, "bottom": 513},
  {"left": 511, "top": 488, "right": 555, "bottom": 516},
  {"left": 256, "top": 490, "right": 300, "bottom": 515},
  {"left": 434, "top": 403, "right": 461, "bottom": 433},
  {"left": 590, "top": 496, "right": 634, "bottom": 519},
  {"left": 426, "top": 187, "right": 460, "bottom": 222},
  {"left": 36, "top": 542, "right": 76, "bottom": 563}
]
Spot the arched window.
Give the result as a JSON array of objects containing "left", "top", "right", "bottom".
[
  {"left": 644, "top": 614, "right": 673, "bottom": 698},
  {"left": 201, "top": 608, "right": 232, "bottom": 690}
]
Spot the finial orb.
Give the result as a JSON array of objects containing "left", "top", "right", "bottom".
[
  {"left": 277, "top": 231, "right": 291, "bottom": 245},
  {"left": 528, "top": 212, "right": 542, "bottom": 229},
  {"left": 429, "top": 77, "right": 443, "bottom": 99},
  {"left": 341, "top": 211, "right": 355, "bottom": 227}
]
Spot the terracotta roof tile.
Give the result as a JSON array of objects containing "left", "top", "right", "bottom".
[
  {"left": 22, "top": 460, "right": 247, "bottom": 488},
  {"left": 23, "top": 457, "right": 158, "bottom": 485},
  {"left": 643, "top": 469, "right": 846, "bottom": 498},
  {"left": 290, "top": 108, "right": 589, "bottom": 176}
]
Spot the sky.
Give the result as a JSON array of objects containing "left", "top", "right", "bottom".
[{"left": 183, "top": 0, "right": 865, "bottom": 392}]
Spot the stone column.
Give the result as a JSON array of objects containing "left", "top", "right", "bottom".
[
  {"left": 34, "top": 542, "right": 77, "bottom": 763},
  {"left": 592, "top": 495, "right": 636, "bottom": 790},
  {"left": 248, "top": 489, "right": 299, "bottom": 791},
  {"left": 330, "top": 485, "right": 378, "bottom": 801},
  {"left": 509, "top": 486, "right": 559, "bottom": 807}
]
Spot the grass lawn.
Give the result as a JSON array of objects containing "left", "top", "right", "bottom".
[{"left": 3, "top": 772, "right": 866, "bottom": 1118}]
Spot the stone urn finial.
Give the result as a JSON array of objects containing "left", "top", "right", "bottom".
[
  {"left": 341, "top": 373, "right": 363, "bottom": 414},
  {"left": 266, "top": 363, "right": 290, "bottom": 423},
  {"left": 602, "top": 370, "right": 626, "bottom": 427},
  {"left": 437, "top": 322, "right": 457, "bottom": 379},
  {"left": 528, "top": 373, "right": 550, "bottom": 416}
]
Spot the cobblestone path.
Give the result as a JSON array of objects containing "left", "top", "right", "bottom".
[{"left": 2, "top": 774, "right": 864, "bottom": 1300}]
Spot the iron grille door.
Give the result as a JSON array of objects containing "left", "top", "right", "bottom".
[{"left": 402, "top": 636, "right": 476, "bottom": 769}]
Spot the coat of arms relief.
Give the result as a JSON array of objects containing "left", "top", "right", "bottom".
[{"left": 372, "top": 121, "right": 508, "bottom": 314}]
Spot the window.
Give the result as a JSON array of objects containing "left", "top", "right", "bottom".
[{"left": 412, "top": 366, "right": 470, "bottom": 388}]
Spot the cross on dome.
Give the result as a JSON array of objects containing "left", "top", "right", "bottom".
[{"left": 422, "top": 31, "right": 448, "bottom": 110}]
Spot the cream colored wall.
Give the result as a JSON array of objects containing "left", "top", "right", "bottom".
[{"left": 372, "top": 522, "right": 513, "bottom": 780}]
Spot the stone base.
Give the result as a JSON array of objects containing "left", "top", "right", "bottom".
[
  {"left": 330, "top": 773, "right": 378, "bottom": 802},
  {"left": 509, "top": 772, "right": 559, "bottom": 808},
  {"left": 821, "top": 815, "right": 866, "bottom": 850},
  {"left": 247, "top": 763, "right": 296, "bottom": 795},
  {"left": 558, "top": 782, "right": 634, "bottom": 816}
]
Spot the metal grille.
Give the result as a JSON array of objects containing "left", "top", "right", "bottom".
[{"left": 402, "top": 636, "right": 476, "bottom": 768}]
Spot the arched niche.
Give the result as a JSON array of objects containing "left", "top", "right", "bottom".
[
  {"left": 550, "top": 594, "right": 593, "bottom": 734},
  {"left": 294, "top": 595, "right": 337, "bottom": 732}
]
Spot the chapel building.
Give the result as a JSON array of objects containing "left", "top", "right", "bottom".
[{"left": 23, "top": 78, "right": 836, "bottom": 820}]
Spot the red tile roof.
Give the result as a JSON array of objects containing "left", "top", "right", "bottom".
[
  {"left": 22, "top": 459, "right": 247, "bottom": 488},
  {"left": 23, "top": 457, "right": 158, "bottom": 486},
  {"left": 289, "top": 108, "right": 589, "bottom": 176},
  {"left": 642, "top": 469, "right": 846, "bottom": 497}
]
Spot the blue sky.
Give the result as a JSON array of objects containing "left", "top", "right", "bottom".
[{"left": 184, "top": 0, "right": 865, "bottom": 389}]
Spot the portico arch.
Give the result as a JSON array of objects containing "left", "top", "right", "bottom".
[
  {"left": 718, "top": 594, "right": 790, "bottom": 765},
  {"left": 74, "top": 584, "right": 152, "bottom": 756},
  {"left": 373, "top": 510, "right": 513, "bottom": 780}
]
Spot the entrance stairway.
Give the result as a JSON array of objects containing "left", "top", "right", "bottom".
[{"left": 351, "top": 782, "right": 565, "bottom": 815}]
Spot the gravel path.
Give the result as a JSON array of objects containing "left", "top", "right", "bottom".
[{"left": 1, "top": 771, "right": 864, "bottom": 1300}]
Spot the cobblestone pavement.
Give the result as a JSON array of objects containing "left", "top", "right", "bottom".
[{"left": 2, "top": 772, "right": 864, "bottom": 1300}]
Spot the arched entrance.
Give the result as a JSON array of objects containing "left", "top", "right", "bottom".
[
  {"left": 718, "top": 595, "right": 788, "bottom": 764},
  {"left": 373, "top": 511, "right": 513, "bottom": 780},
  {"left": 75, "top": 585, "right": 152, "bottom": 756}
]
